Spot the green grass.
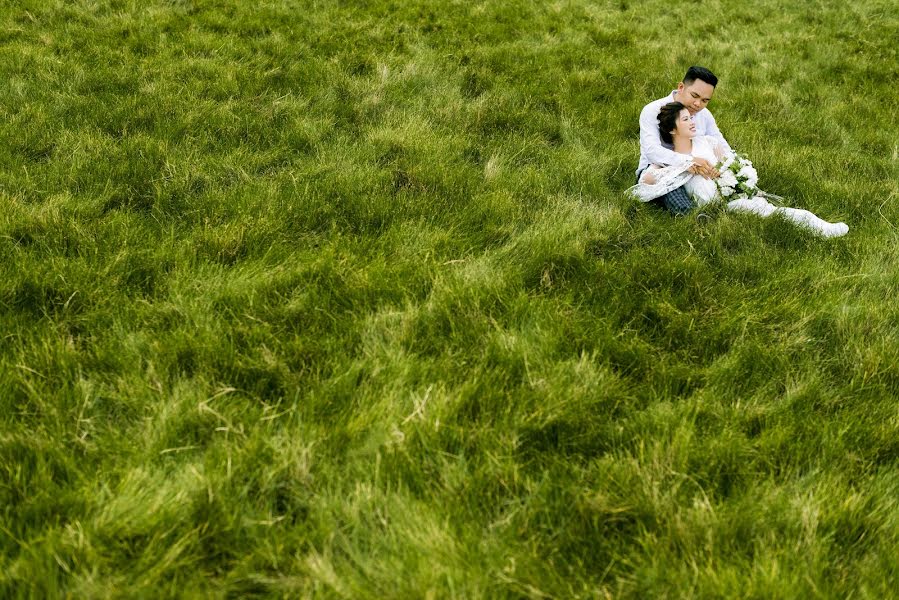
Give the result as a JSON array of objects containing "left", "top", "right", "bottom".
[{"left": 2, "top": 0, "right": 898, "bottom": 596}]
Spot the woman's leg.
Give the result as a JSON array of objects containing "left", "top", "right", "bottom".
[
  {"left": 726, "top": 197, "right": 848, "bottom": 237},
  {"left": 685, "top": 175, "right": 718, "bottom": 207},
  {"left": 726, "top": 197, "right": 777, "bottom": 217},
  {"left": 775, "top": 207, "right": 849, "bottom": 237}
]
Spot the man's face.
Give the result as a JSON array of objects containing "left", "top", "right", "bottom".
[{"left": 675, "top": 80, "right": 715, "bottom": 115}]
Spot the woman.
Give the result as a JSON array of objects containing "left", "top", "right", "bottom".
[{"left": 631, "top": 102, "right": 849, "bottom": 238}]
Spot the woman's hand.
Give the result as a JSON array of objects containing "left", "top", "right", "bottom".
[
  {"left": 688, "top": 157, "right": 720, "bottom": 179},
  {"left": 714, "top": 142, "right": 726, "bottom": 161}
]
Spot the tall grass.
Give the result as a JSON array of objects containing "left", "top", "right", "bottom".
[{"left": 2, "top": 0, "right": 898, "bottom": 596}]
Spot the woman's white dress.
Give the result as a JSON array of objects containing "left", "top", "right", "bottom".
[
  {"left": 682, "top": 136, "right": 720, "bottom": 206},
  {"left": 633, "top": 136, "right": 849, "bottom": 238}
]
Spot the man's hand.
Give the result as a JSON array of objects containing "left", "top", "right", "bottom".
[{"left": 688, "top": 157, "right": 720, "bottom": 180}]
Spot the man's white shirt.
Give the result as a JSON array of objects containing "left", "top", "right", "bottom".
[{"left": 636, "top": 90, "right": 731, "bottom": 177}]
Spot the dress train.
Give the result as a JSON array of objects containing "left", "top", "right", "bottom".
[{"left": 725, "top": 197, "right": 849, "bottom": 238}]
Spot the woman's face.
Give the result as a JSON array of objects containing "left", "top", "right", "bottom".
[{"left": 672, "top": 108, "right": 696, "bottom": 139}]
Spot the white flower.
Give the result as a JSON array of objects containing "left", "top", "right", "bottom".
[
  {"left": 713, "top": 152, "right": 762, "bottom": 200},
  {"left": 737, "top": 164, "right": 757, "bottom": 181},
  {"left": 719, "top": 170, "right": 738, "bottom": 188},
  {"left": 735, "top": 163, "right": 758, "bottom": 191},
  {"left": 746, "top": 170, "right": 759, "bottom": 187}
]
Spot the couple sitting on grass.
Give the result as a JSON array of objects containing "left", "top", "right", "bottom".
[{"left": 629, "top": 66, "right": 848, "bottom": 238}]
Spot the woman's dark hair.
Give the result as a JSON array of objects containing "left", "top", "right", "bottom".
[
  {"left": 683, "top": 66, "right": 718, "bottom": 87},
  {"left": 657, "top": 101, "right": 686, "bottom": 144}
]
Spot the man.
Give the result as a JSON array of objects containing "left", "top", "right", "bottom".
[{"left": 636, "top": 66, "right": 731, "bottom": 215}]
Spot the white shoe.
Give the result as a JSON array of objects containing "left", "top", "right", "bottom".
[{"left": 821, "top": 222, "right": 849, "bottom": 238}]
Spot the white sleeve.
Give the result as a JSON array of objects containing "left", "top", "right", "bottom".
[
  {"left": 700, "top": 136, "right": 727, "bottom": 161},
  {"left": 704, "top": 111, "right": 731, "bottom": 154},
  {"left": 639, "top": 103, "right": 683, "bottom": 167}
]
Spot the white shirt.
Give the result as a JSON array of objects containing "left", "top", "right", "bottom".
[{"left": 636, "top": 91, "right": 731, "bottom": 176}]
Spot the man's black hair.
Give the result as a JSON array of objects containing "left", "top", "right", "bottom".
[{"left": 683, "top": 66, "right": 718, "bottom": 87}]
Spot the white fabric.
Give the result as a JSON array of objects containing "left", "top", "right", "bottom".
[
  {"left": 637, "top": 91, "right": 731, "bottom": 177},
  {"left": 629, "top": 135, "right": 850, "bottom": 238},
  {"left": 727, "top": 197, "right": 849, "bottom": 237},
  {"left": 628, "top": 136, "right": 719, "bottom": 203},
  {"left": 683, "top": 136, "right": 720, "bottom": 206},
  {"left": 627, "top": 156, "right": 694, "bottom": 202}
]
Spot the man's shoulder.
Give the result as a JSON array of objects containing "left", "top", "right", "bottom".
[{"left": 640, "top": 94, "right": 673, "bottom": 115}]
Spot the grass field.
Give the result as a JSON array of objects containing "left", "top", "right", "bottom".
[{"left": 2, "top": 0, "right": 898, "bottom": 596}]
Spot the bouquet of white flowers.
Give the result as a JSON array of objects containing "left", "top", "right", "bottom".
[{"left": 716, "top": 152, "right": 759, "bottom": 200}]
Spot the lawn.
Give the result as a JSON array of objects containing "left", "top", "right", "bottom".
[{"left": 2, "top": 0, "right": 898, "bottom": 597}]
